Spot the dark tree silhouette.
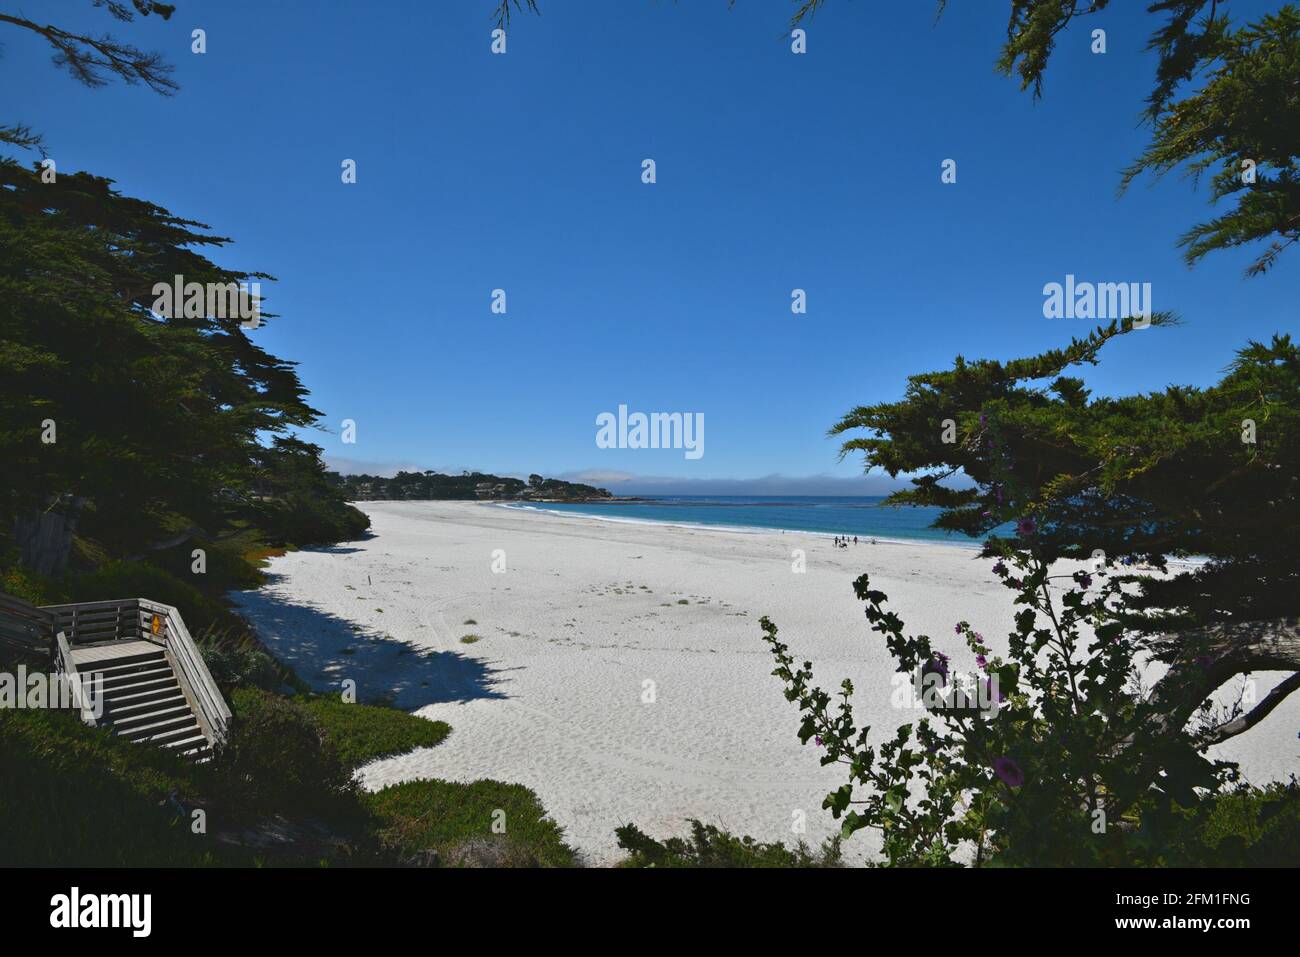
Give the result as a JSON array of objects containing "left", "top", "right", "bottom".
[
  {"left": 831, "top": 321, "right": 1300, "bottom": 747},
  {"left": 1, "top": 0, "right": 178, "bottom": 151}
]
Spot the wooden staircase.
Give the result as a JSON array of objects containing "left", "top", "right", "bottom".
[
  {"left": 1, "top": 593, "right": 230, "bottom": 762},
  {"left": 73, "top": 640, "right": 215, "bottom": 761}
]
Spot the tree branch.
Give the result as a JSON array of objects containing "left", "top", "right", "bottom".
[
  {"left": 1104, "top": 617, "right": 1300, "bottom": 820},
  {"left": 1146, "top": 617, "right": 1300, "bottom": 737},
  {"left": 0, "top": 11, "right": 176, "bottom": 94},
  {"left": 1198, "top": 670, "right": 1300, "bottom": 746}
]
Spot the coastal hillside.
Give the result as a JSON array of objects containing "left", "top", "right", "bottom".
[{"left": 331, "top": 470, "right": 612, "bottom": 503}]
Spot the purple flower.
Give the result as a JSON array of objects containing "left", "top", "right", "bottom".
[
  {"left": 992, "top": 561, "right": 1007, "bottom": 576},
  {"left": 954, "top": 624, "right": 962, "bottom": 634},
  {"left": 1016, "top": 517, "right": 1037, "bottom": 538},
  {"left": 993, "top": 757, "right": 1024, "bottom": 788},
  {"left": 924, "top": 653, "right": 950, "bottom": 684},
  {"left": 975, "top": 654, "right": 988, "bottom": 670},
  {"left": 1078, "top": 573, "right": 1093, "bottom": 589},
  {"left": 815, "top": 735, "right": 824, "bottom": 747}
]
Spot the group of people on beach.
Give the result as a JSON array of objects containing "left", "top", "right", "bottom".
[{"left": 832, "top": 535, "right": 861, "bottom": 549}]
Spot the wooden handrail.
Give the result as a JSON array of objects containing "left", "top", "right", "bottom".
[
  {"left": 43, "top": 598, "right": 141, "bottom": 645},
  {"left": 0, "top": 592, "right": 55, "bottom": 654},
  {"left": 53, "top": 630, "right": 98, "bottom": 725},
  {"left": 139, "top": 599, "right": 231, "bottom": 746}
]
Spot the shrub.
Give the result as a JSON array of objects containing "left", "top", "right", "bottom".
[
  {"left": 65, "top": 560, "right": 224, "bottom": 623},
  {"left": 201, "top": 644, "right": 284, "bottom": 694},
  {"left": 215, "top": 689, "right": 354, "bottom": 821},
  {"left": 1158, "top": 780, "right": 1300, "bottom": 866},
  {"left": 365, "top": 779, "right": 575, "bottom": 867},
  {"left": 759, "top": 555, "right": 1246, "bottom": 866},
  {"left": 300, "top": 695, "right": 450, "bottom": 770},
  {"left": 616, "top": 820, "right": 843, "bottom": 868},
  {"left": 0, "top": 554, "right": 58, "bottom": 605},
  {"left": 0, "top": 708, "right": 218, "bottom": 866}
]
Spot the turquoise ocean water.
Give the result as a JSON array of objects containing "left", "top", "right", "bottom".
[{"left": 502, "top": 495, "right": 997, "bottom": 546}]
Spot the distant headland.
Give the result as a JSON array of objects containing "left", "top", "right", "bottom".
[{"left": 328, "top": 470, "right": 614, "bottom": 503}]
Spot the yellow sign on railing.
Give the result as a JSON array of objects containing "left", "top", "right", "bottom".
[{"left": 151, "top": 614, "right": 162, "bottom": 636}]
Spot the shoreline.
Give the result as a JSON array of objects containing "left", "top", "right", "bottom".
[
  {"left": 491, "top": 500, "right": 990, "bottom": 549},
  {"left": 349, "top": 497, "right": 1209, "bottom": 566},
  {"left": 351, "top": 496, "right": 992, "bottom": 550},
  {"left": 492, "top": 501, "right": 1209, "bottom": 568}
]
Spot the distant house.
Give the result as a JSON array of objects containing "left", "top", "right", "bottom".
[{"left": 475, "top": 482, "right": 503, "bottom": 499}]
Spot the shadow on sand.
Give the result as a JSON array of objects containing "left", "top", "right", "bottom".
[{"left": 232, "top": 575, "right": 511, "bottom": 710}]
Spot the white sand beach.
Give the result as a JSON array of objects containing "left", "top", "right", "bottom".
[{"left": 231, "top": 501, "right": 1299, "bottom": 865}]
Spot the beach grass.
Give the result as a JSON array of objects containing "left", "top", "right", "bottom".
[
  {"left": 298, "top": 694, "right": 451, "bottom": 770},
  {"left": 0, "top": 707, "right": 222, "bottom": 866},
  {"left": 365, "top": 778, "right": 577, "bottom": 867}
]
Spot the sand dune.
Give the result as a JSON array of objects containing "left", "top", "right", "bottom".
[{"left": 232, "top": 501, "right": 1298, "bottom": 865}]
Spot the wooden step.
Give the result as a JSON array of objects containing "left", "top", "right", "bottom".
[
  {"left": 105, "top": 692, "right": 187, "bottom": 722},
  {"left": 101, "top": 675, "right": 179, "bottom": 701},
  {"left": 102, "top": 682, "right": 181, "bottom": 711},
  {"left": 118, "top": 714, "right": 197, "bottom": 743},
  {"left": 87, "top": 656, "right": 167, "bottom": 681},
  {"left": 78, "top": 648, "right": 165, "bottom": 670},
  {"left": 98, "top": 665, "right": 173, "bottom": 691},
  {"left": 165, "top": 734, "right": 212, "bottom": 762},
  {"left": 136, "top": 722, "right": 203, "bottom": 748},
  {"left": 109, "top": 703, "right": 193, "bottom": 733}
]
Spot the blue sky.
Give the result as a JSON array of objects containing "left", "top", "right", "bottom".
[{"left": 8, "top": 0, "right": 1295, "bottom": 494}]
